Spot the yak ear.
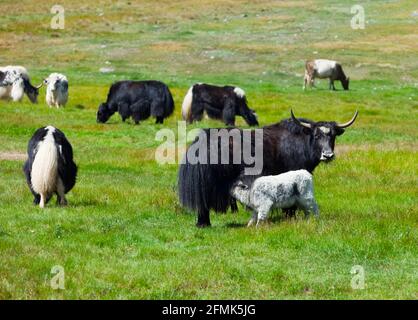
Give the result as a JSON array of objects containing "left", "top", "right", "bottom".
[
  {"left": 238, "top": 182, "right": 249, "bottom": 190},
  {"left": 336, "top": 128, "right": 345, "bottom": 136}
]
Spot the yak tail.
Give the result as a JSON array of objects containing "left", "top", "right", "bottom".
[
  {"left": 178, "top": 130, "right": 244, "bottom": 225},
  {"left": 163, "top": 85, "right": 175, "bottom": 117},
  {"left": 181, "top": 85, "right": 194, "bottom": 122},
  {"left": 31, "top": 127, "right": 58, "bottom": 206}
]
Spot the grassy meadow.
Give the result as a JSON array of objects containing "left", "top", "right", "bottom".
[{"left": 0, "top": 0, "right": 417, "bottom": 299}]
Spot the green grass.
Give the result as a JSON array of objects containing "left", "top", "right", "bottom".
[{"left": 0, "top": 0, "right": 417, "bottom": 299}]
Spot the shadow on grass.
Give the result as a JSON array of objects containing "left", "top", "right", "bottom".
[
  {"left": 72, "top": 199, "right": 103, "bottom": 207},
  {"left": 225, "top": 222, "right": 247, "bottom": 228}
]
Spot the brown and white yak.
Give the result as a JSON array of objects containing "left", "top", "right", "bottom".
[
  {"left": 181, "top": 83, "right": 259, "bottom": 126},
  {"left": 304, "top": 59, "right": 350, "bottom": 91}
]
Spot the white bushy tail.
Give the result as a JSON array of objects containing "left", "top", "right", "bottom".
[
  {"left": 181, "top": 85, "right": 194, "bottom": 121},
  {"left": 31, "top": 127, "right": 58, "bottom": 207}
]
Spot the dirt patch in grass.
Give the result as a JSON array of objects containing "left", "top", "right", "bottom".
[
  {"left": 336, "top": 142, "right": 418, "bottom": 155},
  {"left": 0, "top": 151, "right": 26, "bottom": 161}
]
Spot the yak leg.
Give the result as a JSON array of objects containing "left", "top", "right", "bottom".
[
  {"left": 24, "top": 162, "right": 41, "bottom": 205},
  {"left": 39, "top": 193, "right": 46, "bottom": 209},
  {"left": 247, "top": 211, "right": 258, "bottom": 227},
  {"left": 118, "top": 102, "right": 131, "bottom": 123},
  {"left": 230, "top": 198, "right": 238, "bottom": 213},
  {"left": 303, "top": 72, "right": 311, "bottom": 90},
  {"left": 155, "top": 116, "right": 164, "bottom": 124},
  {"left": 283, "top": 206, "right": 297, "bottom": 218},
  {"left": 196, "top": 208, "right": 211, "bottom": 228},
  {"left": 33, "top": 194, "right": 41, "bottom": 205},
  {"left": 190, "top": 100, "right": 204, "bottom": 123},
  {"left": 329, "top": 79, "right": 336, "bottom": 91},
  {"left": 300, "top": 197, "right": 319, "bottom": 218},
  {"left": 56, "top": 178, "right": 67, "bottom": 206},
  {"left": 256, "top": 201, "right": 273, "bottom": 227},
  {"left": 222, "top": 98, "right": 235, "bottom": 126}
]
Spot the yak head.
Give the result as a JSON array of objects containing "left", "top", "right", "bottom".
[
  {"left": 44, "top": 74, "right": 68, "bottom": 92},
  {"left": 341, "top": 77, "right": 350, "bottom": 90},
  {"left": 23, "top": 78, "right": 42, "bottom": 104},
  {"left": 0, "top": 71, "right": 5, "bottom": 85},
  {"left": 230, "top": 180, "right": 251, "bottom": 206},
  {"left": 247, "top": 108, "right": 259, "bottom": 126},
  {"left": 97, "top": 103, "right": 112, "bottom": 123},
  {"left": 291, "top": 109, "right": 358, "bottom": 162}
]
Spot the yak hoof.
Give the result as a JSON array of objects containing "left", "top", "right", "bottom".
[{"left": 196, "top": 222, "right": 211, "bottom": 228}]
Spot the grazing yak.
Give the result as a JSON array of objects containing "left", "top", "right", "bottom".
[
  {"left": 97, "top": 80, "right": 174, "bottom": 124},
  {"left": 304, "top": 59, "right": 349, "bottom": 90},
  {"left": 44, "top": 73, "right": 69, "bottom": 108},
  {"left": 0, "top": 66, "right": 41, "bottom": 103},
  {"left": 181, "top": 83, "right": 259, "bottom": 126},
  {"left": 178, "top": 110, "right": 358, "bottom": 227},
  {"left": 231, "top": 170, "right": 319, "bottom": 227},
  {"left": 24, "top": 126, "right": 78, "bottom": 208}
]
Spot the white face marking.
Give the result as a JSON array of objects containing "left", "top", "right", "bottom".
[
  {"left": 234, "top": 87, "right": 245, "bottom": 98},
  {"left": 319, "top": 126, "right": 330, "bottom": 134},
  {"left": 45, "top": 125, "right": 56, "bottom": 133}
]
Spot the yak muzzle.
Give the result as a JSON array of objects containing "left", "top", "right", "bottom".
[{"left": 320, "top": 151, "right": 334, "bottom": 161}]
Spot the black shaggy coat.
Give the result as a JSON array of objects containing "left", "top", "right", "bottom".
[
  {"left": 186, "top": 84, "right": 258, "bottom": 126},
  {"left": 23, "top": 127, "right": 77, "bottom": 205},
  {"left": 178, "top": 117, "right": 347, "bottom": 227},
  {"left": 97, "top": 80, "right": 174, "bottom": 124},
  {"left": 0, "top": 71, "right": 5, "bottom": 84}
]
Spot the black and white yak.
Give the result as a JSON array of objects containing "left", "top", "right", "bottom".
[
  {"left": 181, "top": 83, "right": 259, "bottom": 126},
  {"left": 97, "top": 80, "right": 174, "bottom": 124},
  {"left": 304, "top": 59, "right": 350, "bottom": 91},
  {"left": 44, "top": 73, "right": 69, "bottom": 108},
  {"left": 23, "top": 126, "right": 78, "bottom": 208},
  {"left": 0, "top": 66, "right": 42, "bottom": 103},
  {"left": 178, "top": 110, "right": 358, "bottom": 227}
]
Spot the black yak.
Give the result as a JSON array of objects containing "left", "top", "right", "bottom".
[
  {"left": 304, "top": 59, "right": 349, "bottom": 90},
  {"left": 97, "top": 80, "right": 174, "bottom": 124},
  {"left": 23, "top": 126, "right": 78, "bottom": 208},
  {"left": 181, "top": 83, "right": 259, "bottom": 126},
  {"left": 178, "top": 110, "right": 358, "bottom": 227}
]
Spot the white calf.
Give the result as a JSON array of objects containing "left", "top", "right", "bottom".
[
  {"left": 230, "top": 170, "right": 319, "bottom": 227},
  {"left": 44, "top": 73, "right": 68, "bottom": 108}
]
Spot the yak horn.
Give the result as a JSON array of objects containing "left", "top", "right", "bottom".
[
  {"left": 35, "top": 82, "right": 44, "bottom": 89},
  {"left": 336, "top": 110, "right": 358, "bottom": 128},
  {"left": 290, "top": 109, "right": 312, "bottom": 128}
]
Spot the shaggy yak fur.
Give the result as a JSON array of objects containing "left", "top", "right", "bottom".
[
  {"left": 23, "top": 126, "right": 78, "bottom": 208},
  {"left": 178, "top": 110, "right": 358, "bottom": 227},
  {"left": 97, "top": 80, "right": 174, "bottom": 124}
]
